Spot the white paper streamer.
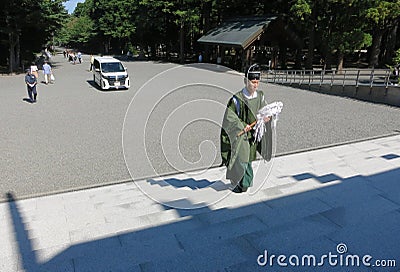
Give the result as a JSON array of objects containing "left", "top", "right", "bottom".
[{"left": 253, "top": 101, "right": 283, "bottom": 142}]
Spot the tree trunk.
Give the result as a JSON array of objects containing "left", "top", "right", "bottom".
[
  {"left": 325, "top": 50, "right": 333, "bottom": 70},
  {"left": 337, "top": 51, "right": 344, "bottom": 73},
  {"left": 306, "top": 6, "right": 317, "bottom": 70},
  {"left": 6, "top": 12, "right": 19, "bottom": 73},
  {"left": 369, "top": 27, "right": 383, "bottom": 68},
  {"left": 202, "top": 1, "right": 212, "bottom": 62},
  {"left": 294, "top": 49, "right": 302, "bottom": 69},
  {"left": 16, "top": 34, "right": 21, "bottom": 70},
  {"left": 180, "top": 20, "right": 184, "bottom": 64},
  {"left": 306, "top": 25, "right": 315, "bottom": 70},
  {"left": 280, "top": 45, "right": 287, "bottom": 69},
  {"left": 8, "top": 32, "right": 18, "bottom": 73},
  {"left": 382, "top": 23, "right": 398, "bottom": 65},
  {"left": 104, "top": 37, "right": 111, "bottom": 54},
  {"left": 9, "top": 33, "right": 14, "bottom": 73},
  {"left": 151, "top": 44, "right": 157, "bottom": 59}
]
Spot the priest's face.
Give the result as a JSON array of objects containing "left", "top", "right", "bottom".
[{"left": 245, "top": 78, "right": 259, "bottom": 94}]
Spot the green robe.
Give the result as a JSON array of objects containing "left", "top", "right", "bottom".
[{"left": 220, "top": 90, "right": 272, "bottom": 186}]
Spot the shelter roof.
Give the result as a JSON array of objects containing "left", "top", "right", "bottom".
[{"left": 198, "top": 16, "right": 278, "bottom": 49}]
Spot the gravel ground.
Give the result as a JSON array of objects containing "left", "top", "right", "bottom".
[{"left": 1, "top": 53, "right": 399, "bottom": 201}]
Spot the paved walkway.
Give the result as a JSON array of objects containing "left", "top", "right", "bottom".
[{"left": 1, "top": 135, "right": 400, "bottom": 271}]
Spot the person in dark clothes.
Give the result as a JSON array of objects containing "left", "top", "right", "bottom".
[{"left": 25, "top": 69, "right": 38, "bottom": 102}]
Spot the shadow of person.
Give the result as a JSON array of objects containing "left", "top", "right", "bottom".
[{"left": 22, "top": 98, "right": 33, "bottom": 103}]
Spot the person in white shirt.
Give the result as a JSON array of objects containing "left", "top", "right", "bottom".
[
  {"left": 30, "top": 62, "right": 39, "bottom": 80},
  {"left": 42, "top": 61, "right": 52, "bottom": 84}
]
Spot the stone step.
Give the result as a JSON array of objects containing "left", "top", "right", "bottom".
[{"left": 138, "top": 237, "right": 260, "bottom": 272}]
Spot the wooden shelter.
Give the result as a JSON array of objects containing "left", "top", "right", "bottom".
[{"left": 197, "top": 16, "right": 303, "bottom": 71}]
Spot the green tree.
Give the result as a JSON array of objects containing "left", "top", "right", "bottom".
[
  {"left": 1, "top": 0, "right": 40, "bottom": 72},
  {"left": 174, "top": 1, "right": 201, "bottom": 63},
  {"left": 40, "top": 0, "right": 69, "bottom": 44},
  {"left": 291, "top": 0, "right": 372, "bottom": 71},
  {"left": 366, "top": 0, "right": 400, "bottom": 67},
  {"left": 0, "top": 0, "right": 67, "bottom": 72},
  {"left": 56, "top": 15, "right": 95, "bottom": 46},
  {"left": 133, "top": 0, "right": 172, "bottom": 57},
  {"left": 393, "top": 48, "right": 400, "bottom": 64},
  {"left": 325, "top": 0, "right": 372, "bottom": 71},
  {"left": 36, "top": 0, "right": 399, "bottom": 71},
  {"left": 94, "top": 0, "right": 137, "bottom": 53},
  {"left": 290, "top": 0, "right": 316, "bottom": 69},
  {"left": 134, "top": 0, "right": 201, "bottom": 62}
]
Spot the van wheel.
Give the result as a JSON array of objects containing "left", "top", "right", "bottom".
[{"left": 93, "top": 75, "right": 95, "bottom": 83}]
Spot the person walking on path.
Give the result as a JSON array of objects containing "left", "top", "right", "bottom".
[
  {"left": 220, "top": 64, "right": 272, "bottom": 193},
  {"left": 42, "top": 61, "right": 52, "bottom": 84},
  {"left": 72, "top": 53, "right": 77, "bottom": 65},
  {"left": 77, "top": 52, "right": 82, "bottom": 64},
  {"left": 25, "top": 69, "right": 38, "bottom": 102},
  {"left": 89, "top": 55, "right": 94, "bottom": 71},
  {"left": 30, "top": 62, "right": 39, "bottom": 80}
]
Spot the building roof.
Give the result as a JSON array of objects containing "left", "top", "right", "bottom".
[{"left": 197, "top": 16, "right": 278, "bottom": 49}]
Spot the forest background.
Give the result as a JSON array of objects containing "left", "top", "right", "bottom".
[{"left": 1, "top": 0, "right": 399, "bottom": 73}]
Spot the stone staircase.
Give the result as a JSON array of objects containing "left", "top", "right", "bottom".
[{"left": 2, "top": 136, "right": 400, "bottom": 271}]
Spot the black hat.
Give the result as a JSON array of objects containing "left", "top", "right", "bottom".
[{"left": 245, "top": 64, "right": 261, "bottom": 80}]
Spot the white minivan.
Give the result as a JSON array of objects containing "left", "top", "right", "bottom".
[{"left": 93, "top": 56, "right": 130, "bottom": 90}]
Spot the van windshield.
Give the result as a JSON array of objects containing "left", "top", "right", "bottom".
[{"left": 101, "top": 62, "right": 125, "bottom": 73}]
